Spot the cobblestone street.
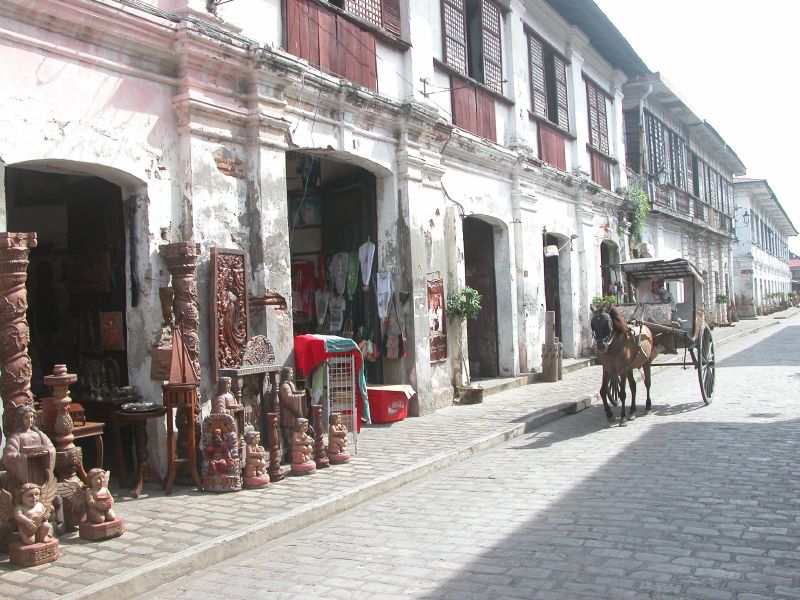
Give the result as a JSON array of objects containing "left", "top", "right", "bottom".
[{"left": 138, "top": 314, "right": 800, "bottom": 600}]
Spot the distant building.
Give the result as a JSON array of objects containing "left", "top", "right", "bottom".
[
  {"left": 733, "top": 179, "right": 797, "bottom": 317},
  {"left": 789, "top": 253, "right": 800, "bottom": 294}
]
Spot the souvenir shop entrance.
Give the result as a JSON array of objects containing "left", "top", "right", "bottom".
[
  {"left": 4, "top": 165, "right": 129, "bottom": 400},
  {"left": 287, "top": 152, "right": 384, "bottom": 384}
]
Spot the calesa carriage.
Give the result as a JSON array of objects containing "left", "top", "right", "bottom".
[{"left": 591, "top": 258, "right": 715, "bottom": 425}]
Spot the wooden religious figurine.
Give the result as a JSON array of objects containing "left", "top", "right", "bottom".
[
  {"left": 79, "top": 468, "right": 125, "bottom": 541},
  {"left": 279, "top": 367, "right": 307, "bottom": 460},
  {"left": 326, "top": 412, "right": 351, "bottom": 464},
  {"left": 290, "top": 418, "right": 316, "bottom": 475},
  {"left": 200, "top": 416, "right": 242, "bottom": 492},
  {"left": 242, "top": 429, "right": 269, "bottom": 488},
  {"left": 0, "top": 479, "right": 60, "bottom": 566}
]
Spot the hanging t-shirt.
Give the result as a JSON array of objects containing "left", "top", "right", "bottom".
[
  {"left": 345, "top": 252, "right": 360, "bottom": 298},
  {"left": 315, "top": 289, "right": 330, "bottom": 327},
  {"left": 328, "top": 295, "right": 346, "bottom": 332},
  {"left": 330, "top": 252, "right": 349, "bottom": 296},
  {"left": 376, "top": 271, "right": 393, "bottom": 320}
]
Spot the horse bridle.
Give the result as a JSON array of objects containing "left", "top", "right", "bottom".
[{"left": 592, "top": 312, "right": 616, "bottom": 351}]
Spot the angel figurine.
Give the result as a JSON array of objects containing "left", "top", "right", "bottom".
[
  {"left": 0, "top": 478, "right": 57, "bottom": 546},
  {"left": 85, "top": 469, "right": 115, "bottom": 524}
]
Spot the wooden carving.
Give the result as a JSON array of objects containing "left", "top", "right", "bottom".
[
  {"left": 0, "top": 232, "right": 37, "bottom": 445},
  {"left": 211, "top": 248, "right": 250, "bottom": 382}
]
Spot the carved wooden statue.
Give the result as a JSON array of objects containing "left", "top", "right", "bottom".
[
  {"left": 0, "top": 479, "right": 59, "bottom": 566},
  {"left": 200, "top": 414, "right": 242, "bottom": 492},
  {"left": 79, "top": 468, "right": 125, "bottom": 541},
  {"left": 290, "top": 418, "right": 316, "bottom": 475},
  {"left": 279, "top": 367, "right": 306, "bottom": 459},
  {"left": 326, "top": 412, "right": 351, "bottom": 464},
  {"left": 242, "top": 429, "right": 269, "bottom": 488}
]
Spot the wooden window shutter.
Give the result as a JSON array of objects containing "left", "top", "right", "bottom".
[
  {"left": 596, "top": 90, "right": 608, "bottom": 155},
  {"left": 476, "top": 87, "right": 496, "bottom": 141},
  {"left": 587, "top": 83, "right": 599, "bottom": 149},
  {"left": 451, "top": 76, "right": 478, "bottom": 135},
  {"left": 553, "top": 53, "right": 569, "bottom": 129},
  {"left": 442, "top": 0, "right": 468, "bottom": 76},
  {"left": 382, "top": 0, "right": 402, "bottom": 36},
  {"left": 479, "top": 0, "right": 502, "bottom": 94},
  {"left": 528, "top": 34, "right": 546, "bottom": 118}
]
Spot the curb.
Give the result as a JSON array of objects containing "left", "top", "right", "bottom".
[
  {"left": 63, "top": 314, "right": 789, "bottom": 599},
  {"left": 66, "top": 399, "right": 585, "bottom": 600}
]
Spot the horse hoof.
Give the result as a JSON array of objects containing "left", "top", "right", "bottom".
[
  {"left": 627, "top": 413, "right": 636, "bottom": 422},
  {"left": 619, "top": 419, "right": 627, "bottom": 427},
  {"left": 644, "top": 408, "right": 652, "bottom": 416},
  {"left": 606, "top": 415, "right": 615, "bottom": 424}
]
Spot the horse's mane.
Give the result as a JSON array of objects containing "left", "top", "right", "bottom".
[{"left": 608, "top": 306, "right": 629, "bottom": 335}]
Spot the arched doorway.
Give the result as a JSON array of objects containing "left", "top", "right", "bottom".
[
  {"left": 600, "top": 240, "right": 620, "bottom": 298},
  {"left": 543, "top": 233, "right": 566, "bottom": 341},
  {"left": 5, "top": 165, "right": 129, "bottom": 400},
  {"left": 463, "top": 216, "right": 499, "bottom": 378},
  {"left": 285, "top": 151, "right": 383, "bottom": 383}
]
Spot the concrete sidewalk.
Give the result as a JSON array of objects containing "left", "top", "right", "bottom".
[{"left": 1, "top": 309, "right": 795, "bottom": 600}]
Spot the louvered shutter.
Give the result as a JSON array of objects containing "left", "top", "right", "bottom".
[
  {"left": 587, "top": 83, "right": 599, "bottom": 149},
  {"left": 528, "top": 34, "right": 546, "bottom": 118},
  {"left": 442, "top": 0, "right": 468, "bottom": 76},
  {"left": 553, "top": 53, "right": 568, "bottom": 129},
  {"left": 596, "top": 90, "right": 608, "bottom": 154},
  {"left": 382, "top": 0, "right": 401, "bottom": 36},
  {"left": 480, "top": 0, "right": 502, "bottom": 94}
]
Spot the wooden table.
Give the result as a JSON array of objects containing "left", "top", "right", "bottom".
[{"left": 113, "top": 407, "right": 167, "bottom": 498}]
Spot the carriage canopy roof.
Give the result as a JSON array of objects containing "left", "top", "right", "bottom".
[{"left": 612, "top": 258, "right": 705, "bottom": 285}]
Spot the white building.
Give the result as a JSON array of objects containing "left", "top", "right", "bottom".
[
  {"left": 733, "top": 178, "right": 796, "bottom": 317},
  {"left": 621, "top": 72, "right": 745, "bottom": 325}
]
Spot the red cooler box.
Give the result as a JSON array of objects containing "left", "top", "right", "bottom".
[{"left": 367, "top": 384, "right": 414, "bottom": 423}]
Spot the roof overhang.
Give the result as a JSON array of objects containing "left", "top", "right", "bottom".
[
  {"left": 623, "top": 73, "right": 746, "bottom": 177},
  {"left": 613, "top": 258, "right": 704, "bottom": 284},
  {"left": 734, "top": 178, "right": 798, "bottom": 237},
  {"left": 542, "top": 0, "right": 650, "bottom": 78}
]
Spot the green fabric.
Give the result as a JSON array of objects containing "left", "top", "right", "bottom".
[{"left": 346, "top": 252, "right": 360, "bottom": 297}]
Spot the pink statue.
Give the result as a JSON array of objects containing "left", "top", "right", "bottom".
[
  {"left": 326, "top": 412, "right": 351, "bottom": 464},
  {"left": 85, "top": 469, "right": 115, "bottom": 524},
  {"left": 242, "top": 430, "right": 269, "bottom": 488},
  {"left": 78, "top": 469, "right": 125, "bottom": 541},
  {"left": 290, "top": 418, "right": 316, "bottom": 475},
  {"left": 205, "top": 428, "right": 233, "bottom": 475}
]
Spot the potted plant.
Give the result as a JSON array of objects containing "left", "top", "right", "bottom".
[
  {"left": 715, "top": 293, "right": 728, "bottom": 304},
  {"left": 446, "top": 286, "right": 483, "bottom": 404}
]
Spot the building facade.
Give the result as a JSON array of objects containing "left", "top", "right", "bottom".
[
  {"left": 621, "top": 73, "right": 745, "bottom": 325},
  {"left": 732, "top": 179, "right": 796, "bottom": 317}
]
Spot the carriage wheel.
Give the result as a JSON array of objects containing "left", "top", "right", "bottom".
[
  {"left": 608, "top": 373, "right": 621, "bottom": 406},
  {"left": 697, "top": 325, "right": 715, "bottom": 404}
]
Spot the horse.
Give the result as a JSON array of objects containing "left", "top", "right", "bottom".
[{"left": 590, "top": 305, "right": 657, "bottom": 426}]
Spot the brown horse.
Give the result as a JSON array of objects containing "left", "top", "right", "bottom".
[{"left": 590, "top": 305, "right": 657, "bottom": 426}]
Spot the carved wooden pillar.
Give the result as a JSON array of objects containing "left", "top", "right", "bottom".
[
  {"left": 0, "top": 232, "right": 37, "bottom": 446},
  {"left": 266, "top": 412, "right": 285, "bottom": 482},
  {"left": 312, "top": 404, "right": 329, "bottom": 469},
  {"left": 159, "top": 242, "right": 202, "bottom": 458}
]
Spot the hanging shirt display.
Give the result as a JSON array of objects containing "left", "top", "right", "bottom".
[
  {"left": 315, "top": 289, "right": 330, "bottom": 327},
  {"left": 376, "top": 271, "right": 393, "bottom": 320},
  {"left": 358, "top": 240, "right": 376, "bottom": 290},
  {"left": 330, "top": 252, "right": 349, "bottom": 296},
  {"left": 345, "top": 252, "right": 360, "bottom": 298},
  {"left": 328, "top": 295, "right": 346, "bottom": 332}
]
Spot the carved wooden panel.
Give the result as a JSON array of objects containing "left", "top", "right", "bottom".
[{"left": 211, "top": 248, "right": 250, "bottom": 382}]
